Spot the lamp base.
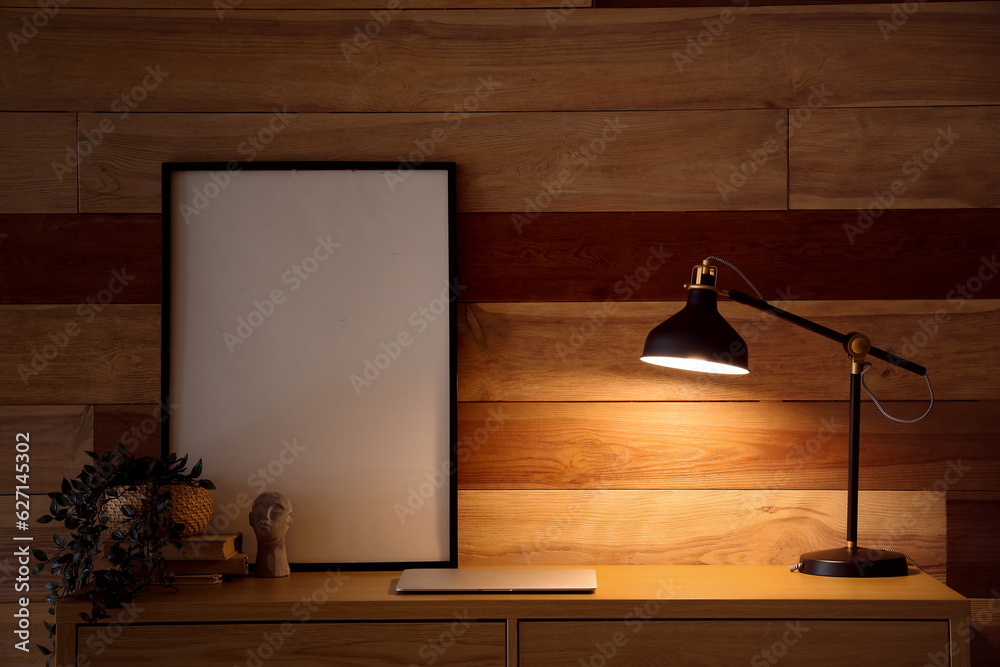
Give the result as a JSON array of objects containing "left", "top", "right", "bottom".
[{"left": 798, "top": 547, "right": 908, "bottom": 578}]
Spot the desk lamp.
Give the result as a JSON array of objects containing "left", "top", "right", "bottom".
[{"left": 641, "top": 257, "right": 933, "bottom": 577}]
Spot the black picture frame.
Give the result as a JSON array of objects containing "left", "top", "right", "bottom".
[{"left": 161, "top": 161, "right": 458, "bottom": 571}]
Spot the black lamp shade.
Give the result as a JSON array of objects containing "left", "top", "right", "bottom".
[{"left": 641, "top": 288, "right": 749, "bottom": 375}]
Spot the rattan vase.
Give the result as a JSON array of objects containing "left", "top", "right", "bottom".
[
  {"left": 164, "top": 484, "right": 214, "bottom": 537},
  {"left": 104, "top": 484, "right": 214, "bottom": 537}
]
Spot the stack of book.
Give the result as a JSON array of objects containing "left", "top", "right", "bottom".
[{"left": 164, "top": 533, "right": 248, "bottom": 584}]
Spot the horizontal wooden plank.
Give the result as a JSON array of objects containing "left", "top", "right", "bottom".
[
  {"left": 0, "top": 113, "right": 76, "bottom": 214},
  {"left": 458, "top": 210, "right": 1000, "bottom": 301},
  {"left": 77, "top": 622, "right": 506, "bottom": 665},
  {"left": 78, "top": 111, "right": 786, "bottom": 213},
  {"left": 457, "top": 300, "right": 1000, "bottom": 401},
  {"left": 1, "top": 5, "right": 996, "bottom": 112},
  {"left": 790, "top": 106, "right": 1000, "bottom": 209},
  {"left": 0, "top": 406, "right": 93, "bottom": 491},
  {"left": 0, "top": 0, "right": 565, "bottom": 6},
  {"left": 457, "top": 401, "right": 1000, "bottom": 491},
  {"left": 520, "top": 620, "right": 948, "bottom": 667},
  {"left": 0, "top": 305, "right": 160, "bottom": 404},
  {"left": 94, "top": 404, "right": 162, "bottom": 458},
  {"left": 947, "top": 491, "right": 1000, "bottom": 599},
  {"left": 0, "top": 215, "right": 160, "bottom": 305},
  {"left": 457, "top": 489, "right": 947, "bottom": 579},
  {"left": 5, "top": 210, "right": 995, "bottom": 304}
]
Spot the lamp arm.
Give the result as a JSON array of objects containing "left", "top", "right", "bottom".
[{"left": 725, "top": 289, "right": 927, "bottom": 377}]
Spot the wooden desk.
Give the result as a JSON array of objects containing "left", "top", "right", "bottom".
[{"left": 54, "top": 565, "right": 970, "bottom": 667}]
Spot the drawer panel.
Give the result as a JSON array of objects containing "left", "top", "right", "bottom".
[
  {"left": 79, "top": 621, "right": 506, "bottom": 666},
  {"left": 520, "top": 619, "right": 949, "bottom": 667}
]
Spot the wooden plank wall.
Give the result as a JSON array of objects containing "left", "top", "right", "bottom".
[{"left": 0, "top": 2, "right": 998, "bottom": 665}]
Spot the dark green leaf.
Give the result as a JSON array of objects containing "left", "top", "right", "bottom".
[
  {"left": 37, "top": 644, "right": 52, "bottom": 655},
  {"left": 37, "top": 514, "right": 53, "bottom": 524},
  {"left": 120, "top": 504, "right": 135, "bottom": 518},
  {"left": 32, "top": 548, "right": 47, "bottom": 561},
  {"left": 191, "top": 459, "right": 203, "bottom": 478}
]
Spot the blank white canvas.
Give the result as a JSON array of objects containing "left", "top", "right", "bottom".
[{"left": 168, "top": 166, "right": 452, "bottom": 565}]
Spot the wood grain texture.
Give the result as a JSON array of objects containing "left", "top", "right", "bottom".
[
  {"left": 519, "top": 619, "right": 948, "bottom": 667},
  {"left": 457, "top": 401, "right": 1000, "bottom": 491},
  {"left": 457, "top": 489, "right": 947, "bottom": 578},
  {"left": 0, "top": 0, "right": 568, "bottom": 5},
  {"left": 0, "top": 113, "right": 76, "bottom": 214},
  {"left": 1, "top": 5, "right": 996, "bottom": 113},
  {"left": 970, "top": 597, "right": 1000, "bottom": 667},
  {"left": 0, "top": 215, "right": 160, "bottom": 304},
  {"left": 0, "top": 495, "right": 57, "bottom": 605},
  {"left": 458, "top": 300, "right": 1000, "bottom": 401},
  {"left": 0, "top": 603, "right": 48, "bottom": 667},
  {"left": 0, "top": 305, "right": 159, "bottom": 404},
  {"left": 459, "top": 210, "right": 1000, "bottom": 302},
  {"left": 947, "top": 491, "right": 1000, "bottom": 599},
  {"left": 94, "top": 404, "right": 163, "bottom": 457},
  {"left": 790, "top": 107, "right": 1000, "bottom": 209},
  {"left": 78, "top": 110, "right": 785, "bottom": 213},
  {"left": 77, "top": 622, "right": 507, "bottom": 666},
  {"left": 0, "top": 406, "right": 93, "bottom": 491}
]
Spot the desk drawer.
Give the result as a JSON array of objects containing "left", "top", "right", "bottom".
[
  {"left": 520, "top": 619, "right": 950, "bottom": 667},
  {"left": 78, "top": 621, "right": 506, "bottom": 666}
]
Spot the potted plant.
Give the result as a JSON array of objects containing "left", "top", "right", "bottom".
[{"left": 31, "top": 444, "right": 215, "bottom": 663}]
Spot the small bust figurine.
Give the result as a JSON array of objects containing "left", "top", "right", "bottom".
[{"left": 250, "top": 491, "right": 293, "bottom": 577}]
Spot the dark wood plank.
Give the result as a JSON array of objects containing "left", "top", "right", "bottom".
[
  {"left": 457, "top": 401, "right": 1000, "bottom": 491},
  {"left": 0, "top": 0, "right": 565, "bottom": 5},
  {"left": 0, "top": 214, "right": 160, "bottom": 305},
  {"left": 458, "top": 210, "right": 1000, "bottom": 302},
  {"left": 458, "top": 300, "right": 1000, "bottom": 402},
  {"left": 947, "top": 491, "right": 1000, "bottom": 598},
  {"left": 596, "top": 0, "right": 975, "bottom": 5},
  {"left": 1, "top": 6, "right": 996, "bottom": 112},
  {"left": 78, "top": 111, "right": 786, "bottom": 213},
  {"left": 970, "top": 598, "right": 1000, "bottom": 667},
  {"left": 458, "top": 489, "right": 946, "bottom": 578},
  {"left": 0, "top": 305, "right": 160, "bottom": 404},
  {"left": 791, "top": 107, "right": 1000, "bottom": 209},
  {"left": 0, "top": 406, "right": 93, "bottom": 491},
  {"left": 0, "top": 113, "right": 76, "bottom": 214},
  {"left": 94, "top": 404, "right": 163, "bottom": 458}
]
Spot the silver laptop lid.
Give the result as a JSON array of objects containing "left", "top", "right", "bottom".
[{"left": 396, "top": 568, "right": 597, "bottom": 593}]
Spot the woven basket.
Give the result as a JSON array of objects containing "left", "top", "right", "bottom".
[
  {"left": 103, "top": 484, "right": 214, "bottom": 537},
  {"left": 164, "top": 484, "right": 214, "bottom": 537}
]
